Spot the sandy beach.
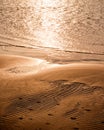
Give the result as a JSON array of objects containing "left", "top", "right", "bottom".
[
  {"left": 0, "top": 0, "right": 104, "bottom": 129},
  {"left": 0, "top": 55, "right": 104, "bottom": 130}
]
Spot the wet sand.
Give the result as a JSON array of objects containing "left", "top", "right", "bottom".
[
  {"left": 0, "top": 55, "right": 104, "bottom": 130},
  {"left": 0, "top": 0, "right": 104, "bottom": 129}
]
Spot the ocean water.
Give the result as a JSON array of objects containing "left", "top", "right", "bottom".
[{"left": 0, "top": 0, "right": 104, "bottom": 63}]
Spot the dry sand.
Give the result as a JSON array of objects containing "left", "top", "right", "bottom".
[{"left": 0, "top": 55, "right": 104, "bottom": 130}]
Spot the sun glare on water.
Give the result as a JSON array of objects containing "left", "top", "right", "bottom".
[
  {"left": 42, "top": 0, "right": 61, "bottom": 7},
  {"left": 34, "top": 0, "right": 66, "bottom": 49}
]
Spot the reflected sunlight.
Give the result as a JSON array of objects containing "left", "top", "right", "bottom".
[
  {"left": 42, "top": 0, "right": 60, "bottom": 7},
  {"left": 42, "top": 0, "right": 68, "bottom": 7},
  {"left": 34, "top": 0, "right": 64, "bottom": 49}
]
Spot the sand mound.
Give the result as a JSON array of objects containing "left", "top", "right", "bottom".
[
  {"left": 0, "top": 55, "right": 58, "bottom": 78},
  {"left": 0, "top": 55, "right": 34, "bottom": 68},
  {"left": 0, "top": 55, "right": 104, "bottom": 130}
]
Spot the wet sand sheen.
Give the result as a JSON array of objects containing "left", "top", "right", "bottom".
[{"left": 0, "top": 55, "right": 104, "bottom": 130}]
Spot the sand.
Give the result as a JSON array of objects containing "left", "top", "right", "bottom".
[{"left": 0, "top": 55, "right": 104, "bottom": 130}]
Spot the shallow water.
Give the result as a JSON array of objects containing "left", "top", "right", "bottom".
[{"left": 0, "top": 0, "right": 104, "bottom": 63}]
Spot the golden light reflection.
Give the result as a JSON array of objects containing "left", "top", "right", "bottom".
[
  {"left": 42, "top": 0, "right": 69, "bottom": 7},
  {"left": 35, "top": 0, "right": 65, "bottom": 49},
  {"left": 42, "top": 0, "right": 64, "bottom": 7}
]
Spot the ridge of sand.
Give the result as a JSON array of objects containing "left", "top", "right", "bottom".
[
  {"left": 0, "top": 55, "right": 104, "bottom": 130},
  {"left": 0, "top": 54, "right": 59, "bottom": 79}
]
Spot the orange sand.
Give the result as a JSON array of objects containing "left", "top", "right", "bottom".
[{"left": 0, "top": 55, "right": 104, "bottom": 130}]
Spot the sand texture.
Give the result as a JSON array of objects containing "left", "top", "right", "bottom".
[
  {"left": 0, "top": 0, "right": 104, "bottom": 129},
  {"left": 0, "top": 55, "right": 104, "bottom": 130}
]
